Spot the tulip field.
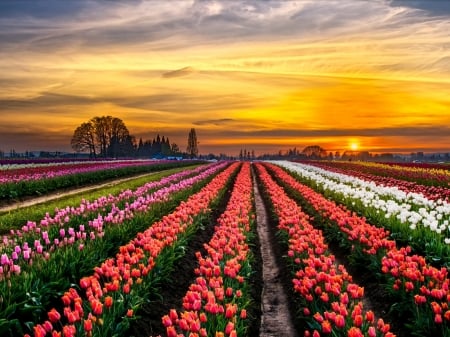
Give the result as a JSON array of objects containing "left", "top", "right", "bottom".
[{"left": 1, "top": 159, "right": 450, "bottom": 337}]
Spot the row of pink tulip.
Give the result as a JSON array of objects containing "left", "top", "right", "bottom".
[
  {"left": 26, "top": 162, "right": 241, "bottom": 337},
  {"left": 25, "top": 162, "right": 220, "bottom": 232},
  {"left": 158, "top": 162, "right": 254, "bottom": 337},
  {"left": 8, "top": 162, "right": 220, "bottom": 236},
  {"left": 0, "top": 160, "right": 175, "bottom": 184},
  {"left": 256, "top": 163, "right": 395, "bottom": 337},
  {"left": 305, "top": 161, "right": 450, "bottom": 202},
  {"left": 1, "top": 162, "right": 228, "bottom": 280},
  {"left": 268, "top": 162, "right": 450, "bottom": 336}
]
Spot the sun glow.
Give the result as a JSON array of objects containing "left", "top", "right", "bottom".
[{"left": 350, "top": 141, "right": 359, "bottom": 151}]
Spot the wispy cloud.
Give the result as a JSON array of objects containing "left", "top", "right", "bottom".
[
  {"left": 193, "top": 119, "right": 235, "bottom": 126},
  {"left": 390, "top": 0, "right": 450, "bottom": 15},
  {"left": 162, "top": 66, "right": 196, "bottom": 78}
]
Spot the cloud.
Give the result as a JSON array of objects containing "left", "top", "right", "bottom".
[
  {"left": 0, "top": 1, "right": 193, "bottom": 53},
  {"left": 193, "top": 119, "right": 234, "bottom": 126},
  {"left": 0, "top": 87, "right": 260, "bottom": 117},
  {"left": 114, "top": 93, "right": 258, "bottom": 114},
  {"left": 1, "top": 0, "right": 449, "bottom": 78},
  {"left": 0, "top": 126, "right": 72, "bottom": 152},
  {"left": 390, "top": 0, "right": 450, "bottom": 15},
  {"left": 0, "top": 1, "right": 401, "bottom": 55},
  {"left": 0, "top": 1, "right": 87, "bottom": 20},
  {"left": 0, "top": 92, "right": 99, "bottom": 110},
  {"left": 162, "top": 66, "right": 196, "bottom": 78}
]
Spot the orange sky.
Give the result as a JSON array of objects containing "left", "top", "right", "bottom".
[{"left": 1, "top": 0, "right": 450, "bottom": 156}]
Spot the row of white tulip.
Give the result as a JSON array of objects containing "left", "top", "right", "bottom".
[{"left": 272, "top": 160, "right": 450, "bottom": 244}]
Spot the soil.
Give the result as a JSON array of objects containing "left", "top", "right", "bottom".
[{"left": 253, "top": 174, "right": 299, "bottom": 337}]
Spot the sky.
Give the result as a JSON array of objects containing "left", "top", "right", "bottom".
[{"left": 1, "top": 0, "right": 450, "bottom": 156}]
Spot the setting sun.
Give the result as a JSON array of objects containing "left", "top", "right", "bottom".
[{"left": 349, "top": 140, "right": 360, "bottom": 151}]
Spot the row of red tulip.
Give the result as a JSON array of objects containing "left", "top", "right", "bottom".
[
  {"left": 267, "top": 162, "right": 450, "bottom": 336},
  {"left": 157, "top": 162, "right": 254, "bottom": 337},
  {"left": 26, "top": 162, "right": 241, "bottom": 337},
  {"left": 255, "top": 163, "right": 395, "bottom": 337}
]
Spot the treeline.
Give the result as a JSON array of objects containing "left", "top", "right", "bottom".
[
  {"left": 71, "top": 115, "right": 186, "bottom": 158},
  {"left": 136, "top": 134, "right": 180, "bottom": 158}
]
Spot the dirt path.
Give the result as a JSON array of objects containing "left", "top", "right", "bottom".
[
  {"left": 253, "top": 175, "right": 299, "bottom": 337},
  {"left": 0, "top": 172, "right": 157, "bottom": 213}
]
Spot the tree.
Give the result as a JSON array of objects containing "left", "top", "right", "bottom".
[
  {"left": 186, "top": 128, "right": 198, "bottom": 158},
  {"left": 71, "top": 122, "right": 97, "bottom": 157},
  {"left": 71, "top": 116, "right": 132, "bottom": 157},
  {"left": 302, "top": 145, "right": 327, "bottom": 158},
  {"left": 109, "top": 116, "right": 131, "bottom": 157},
  {"left": 90, "top": 116, "right": 130, "bottom": 157},
  {"left": 171, "top": 142, "right": 180, "bottom": 154}
]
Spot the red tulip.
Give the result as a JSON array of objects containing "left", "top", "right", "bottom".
[
  {"left": 104, "top": 296, "right": 113, "bottom": 308},
  {"left": 83, "top": 319, "right": 93, "bottom": 332},
  {"left": 225, "top": 322, "right": 234, "bottom": 335},
  {"left": 48, "top": 308, "right": 61, "bottom": 323},
  {"left": 321, "top": 320, "right": 332, "bottom": 333}
]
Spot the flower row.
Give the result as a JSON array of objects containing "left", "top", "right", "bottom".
[
  {"left": 267, "top": 162, "right": 450, "bottom": 336},
  {"left": 27, "top": 162, "right": 241, "bottom": 337},
  {"left": 0, "top": 159, "right": 140, "bottom": 171},
  {"left": 255, "top": 162, "right": 395, "bottom": 337},
  {"left": 159, "top": 162, "right": 254, "bottom": 337},
  {"left": 0, "top": 159, "right": 176, "bottom": 184}
]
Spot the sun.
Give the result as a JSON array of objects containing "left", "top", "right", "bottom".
[{"left": 349, "top": 141, "right": 359, "bottom": 151}]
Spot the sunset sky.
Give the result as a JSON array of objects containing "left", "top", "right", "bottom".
[{"left": 1, "top": 0, "right": 450, "bottom": 156}]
